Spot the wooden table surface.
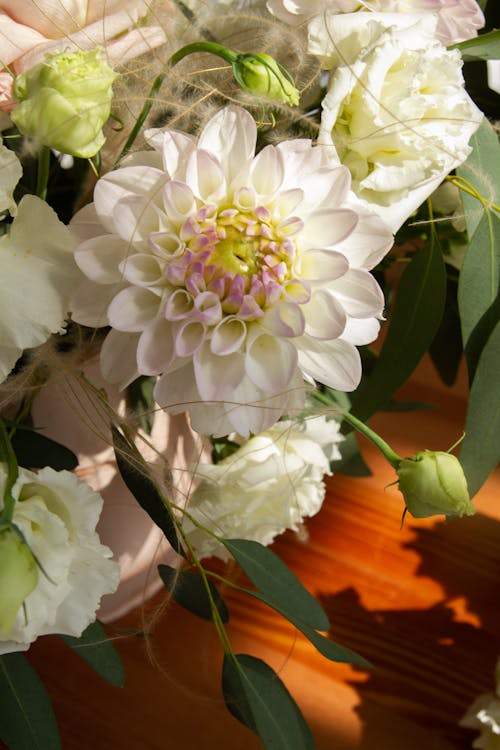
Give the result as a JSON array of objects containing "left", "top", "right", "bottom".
[{"left": 22, "top": 362, "right": 500, "bottom": 749}]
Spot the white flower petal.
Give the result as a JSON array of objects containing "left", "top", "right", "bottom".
[
  {"left": 302, "top": 209, "right": 358, "bottom": 248},
  {"left": 198, "top": 105, "right": 257, "bottom": 188},
  {"left": 100, "top": 329, "right": 140, "bottom": 388},
  {"left": 251, "top": 145, "right": 285, "bottom": 197},
  {"left": 245, "top": 332, "right": 298, "bottom": 393},
  {"left": 107, "top": 286, "right": 161, "bottom": 332},
  {"left": 303, "top": 290, "right": 346, "bottom": 339},
  {"left": 262, "top": 301, "right": 305, "bottom": 338},
  {"left": 137, "top": 317, "right": 175, "bottom": 375},
  {"left": 112, "top": 195, "right": 160, "bottom": 245},
  {"left": 175, "top": 320, "right": 206, "bottom": 357},
  {"left": 330, "top": 269, "right": 385, "bottom": 318},
  {"left": 94, "top": 166, "right": 167, "bottom": 233},
  {"left": 163, "top": 180, "right": 197, "bottom": 224},
  {"left": 297, "top": 336, "right": 362, "bottom": 391},
  {"left": 294, "top": 248, "right": 349, "bottom": 282},
  {"left": 75, "top": 235, "right": 130, "bottom": 284},
  {"left": 210, "top": 317, "right": 247, "bottom": 355},
  {"left": 194, "top": 342, "right": 246, "bottom": 401},
  {"left": 341, "top": 316, "right": 380, "bottom": 345},
  {"left": 186, "top": 149, "right": 226, "bottom": 202},
  {"left": 119, "top": 253, "right": 164, "bottom": 287}
]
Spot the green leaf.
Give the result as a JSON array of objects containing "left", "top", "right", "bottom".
[
  {"left": 429, "top": 273, "right": 463, "bottom": 387},
  {"left": 330, "top": 431, "right": 372, "bottom": 477},
  {"left": 222, "top": 654, "right": 315, "bottom": 750},
  {"left": 158, "top": 564, "right": 229, "bottom": 623},
  {"left": 11, "top": 429, "right": 78, "bottom": 471},
  {"left": 112, "top": 425, "right": 185, "bottom": 558},
  {"left": 60, "top": 621, "right": 124, "bottom": 687},
  {"left": 458, "top": 211, "right": 500, "bottom": 379},
  {"left": 351, "top": 239, "right": 446, "bottom": 422},
  {"left": 283, "top": 614, "right": 371, "bottom": 667},
  {"left": 0, "top": 653, "right": 61, "bottom": 750},
  {"left": 460, "top": 318, "right": 500, "bottom": 496},
  {"left": 450, "top": 29, "right": 500, "bottom": 60},
  {"left": 456, "top": 119, "right": 500, "bottom": 239},
  {"left": 126, "top": 375, "right": 156, "bottom": 435},
  {"left": 222, "top": 539, "right": 329, "bottom": 631}
]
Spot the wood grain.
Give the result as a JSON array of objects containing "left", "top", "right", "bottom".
[{"left": 21, "top": 364, "right": 500, "bottom": 749}]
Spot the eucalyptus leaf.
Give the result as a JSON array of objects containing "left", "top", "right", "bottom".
[
  {"left": 428, "top": 274, "right": 463, "bottom": 387},
  {"left": 60, "top": 621, "right": 124, "bottom": 687},
  {"left": 0, "top": 653, "right": 61, "bottom": 750},
  {"left": 126, "top": 375, "right": 156, "bottom": 435},
  {"left": 458, "top": 211, "right": 500, "bottom": 379},
  {"left": 350, "top": 239, "right": 446, "bottom": 422},
  {"left": 158, "top": 564, "right": 229, "bottom": 623},
  {"left": 456, "top": 118, "right": 500, "bottom": 238},
  {"left": 451, "top": 29, "right": 500, "bottom": 60},
  {"left": 460, "top": 318, "right": 500, "bottom": 496},
  {"left": 222, "top": 654, "right": 315, "bottom": 750},
  {"left": 11, "top": 429, "right": 78, "bottom": 471},
  {"left": 222, "top": 539, "right": 329, "bottom": 631},
  {"left": 112, "top": 425, "right": 185, "bottom": 558},
  {"left": 330, "top": 431, "right": 372, "bottom": 477},
  {"left": 283, "top": 614, "right": 371, "bottom": 667}
]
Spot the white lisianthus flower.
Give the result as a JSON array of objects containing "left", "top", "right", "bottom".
[
  {"left": 70, "top": 105, "right": 393, "bottom": 437},
  {"left": 267, "top": 0, "right": 484, "bottom": 45},
  {"left": 0, "top": 464, "right": 119, "bottom": 654},
  {"left": 182, "top": 415, "right": 343, "bottom": 559},
  {"left": 313, "top": 13, "right": 483, "bottom": 232},
  {"left": 0, "top": 140, "right": 22, "bottom": 215},
  {"left": 0, "top": 194, "right": 78, "bottom": 382},
  {"left": 461, "top": 659, "right": 500, "bottom": 749}
]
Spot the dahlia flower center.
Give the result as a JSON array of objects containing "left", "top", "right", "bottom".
[{"left": 164, "top": 204, "right": 302, "bottom": 322}]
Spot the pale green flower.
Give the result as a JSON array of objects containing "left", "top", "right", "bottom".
[
  {"left": 0, "top": 527, "right": 38, "bottom": 638},
  {"left": 12, "top": 48, "right": 117, "bottom": 158},
  {"left": 233, "top": 53, "right": 300, "bottom": 106}
]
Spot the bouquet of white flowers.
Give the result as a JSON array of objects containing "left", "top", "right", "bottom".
[{"left": 0, "top": 0, "right": 498, "bottom": 747}]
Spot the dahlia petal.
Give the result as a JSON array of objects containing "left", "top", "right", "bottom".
[
  {"left": 194, "top": 292, "right": 222, "bottom": 326},
  {"left": 302, "top": 290, "right": 346, "bottom": 340},
  {"left": 165, "top": 289, "right": 194, "bottom": 321},
  {"left": 163, "top": 181, "right": 197, "bottom": 223},
  {"left": 75, "top": 235, "right": 130, "bottom": 284},
  {"left": 154, "top": 364, "right": 200, "bottom": 414},
  {"left": 251, "top": 145, "right": 285, "bottom": 197},
  {"left": 119, "top": 254, "right": 164, "bottom": 287},
  {"left": 148, "top": 232, "right": 184, "bottom": 260},
  {"left": 70, "top": 279, "right": 118, "bottom": 328},
  {"left": 145, "top": 129, "right": 196, "bottom": 178},
  {"left": 186, "top": 149, "right": 226, "bottom": 202},
  {"left": 341, "top": 317, "right": 380, "bottom": 346},
  {"left": 210, "top": 317, "right": 247, "bottom": 355},
  {"left": 272, "top": 188, "right": 304, "bottom": 220},
  {"left": 94, "top": 166, "right": 167, "bottom": 232},
  {"left": 107, "top": 286, "right": 161, "bottom": 332},
  {"left": 175, "top": 321, "right": 206, "bottom": 357},
  {"left": 262, "top": 301, "right": 305, "bottom": 338},
  {"left": 295, "top": 248, "right": 349, "bottom": 282},
  {"left": 330, "top": 269, "right": 385, "bottom": 318},
  {"left": 137, "top": 317, "right": 175, "bottom": 375},
  {"left": 198, "top": 106, "right": 257, "bottom": 188},
  {"left": 194, "top": 342, "right": 246, "bottom": 401},
  {"left": 112, "top": 195, "right": 160, "bottom": 245},
  {"left": 100, "top": 329, "right": 140, "bottom": 389},
  {"left": 297, "top": 336, "right": 362, "bottom": 391},
  {"left": 302, "top": 208, "right": 358, "bottom": 248},
  {"left": 70, "top": 203, "right": 104, "bottom": 243},
  {"left": 334, "top": 208, "right": 394, "bottom": 269},
  {"left": 245, "top": 333, "right": 298, "bottom": 393}
]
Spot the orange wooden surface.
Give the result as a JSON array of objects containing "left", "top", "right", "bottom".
[{"left": 22, "top": 364, "right": 500, "bottom": 750}]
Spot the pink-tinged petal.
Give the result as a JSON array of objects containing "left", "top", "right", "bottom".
[
  {"left": 94, "top": 166, "right": 167, "bottom": 233},
  {"left": 194, "top": 342, "right": 245, "bottom": 401},
  {"left": 70, "top": 278, "right": 119, "bottom": 328},
  {"left": 294, "top": 248, "right": 349, "bottom": 282},
  {"left": 175, "top": 321, "right": 206, "bottom": 357},
  {"left": 119, "top": 254, "right": 164, "bottom": 287},
  {"left": 186, "top": 149, "right": 226, "bottom": 202},
  {"left": 75, "top": 235, "right": 129, "bottom": 284},
  {"left": 112, "top": 195, "right": 160, "bottom": 245},
  {"left": 335, "top": 207, "right": 394, "bottom": 269},
  {"left": 100, "top": 329, "right": 140, "bottom": 389},
  {"left": 144, "top": 129, "right": 196, "bottom": 178},
  {"left": 302, "top": 290, "right": 346, "bottom": 340},
  {"left": 137, "top": 317, "right": 175, "bottom": 375},
  {"left": 245, "top": 332, "right": 298, "bottom": 393},
  {"left": 250, "top": 145, "right": 284, "bottom": 197},
  {"left": 105, "top": 26, "right": 166, "bottom": 66},
  {"left": 0, "top": 12, "right": 46, "bottom": 67},
  {"left": 297, "top": 336, "right": 362, "bottom": 391},
  {"left": 193, "top": 292, "right": 222, "bottom": 326},
  {"left": 165, "top": 289, "right": 194, "bottom": 321},
  {"left": 107, "top": 287, "right": 160, "bottom": 332},
  {"left": 198, "top": 106, "right": 257, "bottom": 188},
  {"left": 148, "top": 232, "right": 184, "bottom": 260},
  {"left": 210, "top": 317, "right": 247, "bottom": 355},
  {"left": 302, "top": 208, "right": 358, "bottom": 248},
  {"left": 277, "top": 216, "right": 303, "bottom": 237},
  {"left": 163, "top": 181, "right": 197, "bottom": 224},
  {"left": 283, "top": 280, "right": 311, "bottom": 304},
  {"left": 262, "top": 301, "right": 305, "bottom": 338},
  {"left": 341, "top": 317, "right": 380, "bottom": 346},
  {"left": 330, "top": 269, "right": 385, "bottom": 318}
]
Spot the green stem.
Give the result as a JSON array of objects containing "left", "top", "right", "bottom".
[
  {"left": 36, "top": 146, "right": 50, "bottom": 200},
  {"left": 115, "top": 42, "right": 237, "bottom": 167},
  {"left": 341, "top": 411, "right": 402, "bottom": 469},
  {"left": 0, "top": 419, "right": 19, "bottom": 524}
]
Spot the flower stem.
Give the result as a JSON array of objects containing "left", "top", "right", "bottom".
[
  {"left": 341, "top": 411, "right": 402, "bottom": 469},
  {"left": 115, "top": 42, "right": 237, "bottom": 166},
  {"left": 36, "top": 146, "right": 50, "bottom": 200}
]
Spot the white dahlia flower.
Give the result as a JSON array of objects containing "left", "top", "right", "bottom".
[
  {"left": 313, "top": 13, "right": 483, "bottom": 231},
  {"left": 71, "top": 105, "right": 393, "bottom": 436},
  {"left": 183, "top": 415, "right": 343, "bottom": 559},
  {"left": 0, "top": 464, "right": 119, "bottom": 654},
  {"left": 267, "top": 0, "right": 484, "bottom": 45}
]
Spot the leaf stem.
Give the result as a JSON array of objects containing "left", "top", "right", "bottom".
[
  {"left": 340, "top": 411, "right": 402, "bottom": 469},
  {"left": 36, "top": 146, "right": 50, "bottom": 200}
]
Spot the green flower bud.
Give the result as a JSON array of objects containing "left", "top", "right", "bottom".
[
  {"left": 232, "top": 53, "right": 300, "bottom": 106},
  {"left": 0, "top": 527, "right": 38, "bottom": 638},
  {"left": 11, "top": 48, "right": 117, "bottom": 159},
  {"left": 396, "top": 450, "right": 475, "bottom": 519}
]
